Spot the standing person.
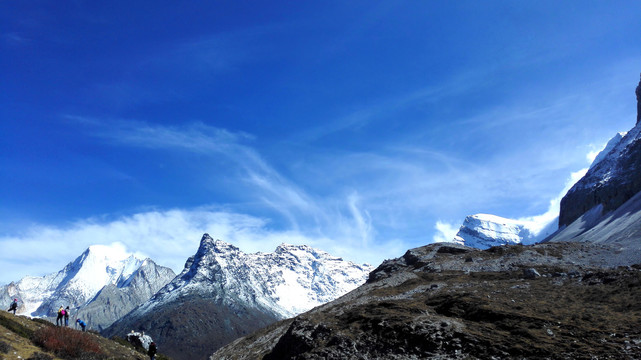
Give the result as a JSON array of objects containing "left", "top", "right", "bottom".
[
  {"left": 56, "top": 306, "right": 64, "bottom": 326},
  {"left": 64, "top": 306, "right": 70, "bottom": 326},
  {"left": 7, "top": 299, "right": 18, "bottom": 315},
  {"left": 636, "top": 72, "right": 641, "bottom": 124},
  {"left": 148, "top": 341, "right": 157, "bottom": 360},
  {"left": 76, "top": 318, "right": 87, "bottom": 332}
]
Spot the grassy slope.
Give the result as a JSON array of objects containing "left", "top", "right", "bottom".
[{"left": 0, "top": 309, "right": 170, "bottom": 360}]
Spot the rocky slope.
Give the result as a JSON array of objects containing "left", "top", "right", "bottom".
[
  {"left": 104, "top": 234, "right": 372, "bottom": 360},
  {"left": 546, "top": 184, "right": 641, "bottom": 263},
  {"left": 212, "top": 242, "right": 641, "bottom": 359},
  {"left": 0, "top": 244, "right": 175, "bottom": 331}
]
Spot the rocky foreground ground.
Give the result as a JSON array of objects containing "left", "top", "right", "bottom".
[{"left": 213, "top": 242, "right": 641, "bottom": 359}]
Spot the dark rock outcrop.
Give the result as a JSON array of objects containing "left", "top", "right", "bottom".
[{"left": 126, "top": 331, "right": 154, "bottom": 351}]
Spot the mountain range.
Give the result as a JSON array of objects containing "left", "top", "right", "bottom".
[
  {"left": 1, "top": 234, "right": 372, "bottom": 360},
  {"left": 104, "top": 234, "right": 373, "bottom": 360}
]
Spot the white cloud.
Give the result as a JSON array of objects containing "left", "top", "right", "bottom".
[
  {"left": 515, "top": 167, "right": 588, "bottom": 235},
  {"left": 586, "top": 150, "right": 601, "bottom": 164},
  {"left": 433, "top": 221, "right": 460, "bottom": 243},
  {"left": 0, "top": 207, "right": 402, "bottom": 284},
  {"left": 347, "top": 192, "right": 373, "bottom": 246}
]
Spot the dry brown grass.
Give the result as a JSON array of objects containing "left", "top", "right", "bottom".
[{"left": 32, "top": 327, "right": 102, "bottom": 359}]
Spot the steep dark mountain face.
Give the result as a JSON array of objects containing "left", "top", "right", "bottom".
[
  {"left": 107, "top": 296, "right": 278, "bottom": 360},
  {"left": 213, "top": 242, "right": 641, "bottom": 359},
  {"left": 548, "top": 189, "right": 641, "bottom": 255},
  {"left": 559, "top": 122, "right": 641, "bottom": 228}
]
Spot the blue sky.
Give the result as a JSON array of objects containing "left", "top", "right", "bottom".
[{"left": 1, "top": 1, "right": 640, "bottom": 283}]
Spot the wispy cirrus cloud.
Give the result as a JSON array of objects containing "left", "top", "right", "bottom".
[
  {"left": 2, "top": 32, "right": 30, "bottom": 45},
  {"left": 68, "top": 116, "right": 320, "bottom": 221},
  {"left": 62, "top": 116, "right": 379, "bottom": 251}
]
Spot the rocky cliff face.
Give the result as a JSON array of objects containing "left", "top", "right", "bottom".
[
  {"left": 559, "top": 122, "right": 641, "bottom": 227},
  {"left": 104, "top": 234, "right": 372, "bottom": 360}
]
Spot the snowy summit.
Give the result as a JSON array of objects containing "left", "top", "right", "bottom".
[
  {"left": 134, "top": 234, "right": 373, "bottom": 318},
  {"left": 1, "top": 243, "right": 169, "bottom": 319}
]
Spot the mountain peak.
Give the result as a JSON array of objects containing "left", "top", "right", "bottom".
[
  {"left": 85, "top": 243, "right": 136, "bottom": 260},
  {"left": 134, "top": 236, "right": 373, "bottom": 320},
  {"left": 1, "top": 244, "right": 174, "bottom": 325},
  {"left": 197, "top": 234, "right": 239, "bottom": 254}
]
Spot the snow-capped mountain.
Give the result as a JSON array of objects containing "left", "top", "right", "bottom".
[
  {"left": 451, "top": 214, "right": 556, "bottom": 249},
  {"left": 560, "top": 121, "right": 641, "bottom": 227},
  {"left": 105, "top": 234, "right": 373, "bottom": 360},
  {"left": 450, "top": 129, "right": 631, "bottom": 249},
  {"left": 589, "top": 132, "right": 627, "bottom": 170},
  {"left": 1, "top": 244, "right": 175, "bottom": 330},
  {"left": 137, "top": 234, "right": 372, "bottom": 318}
]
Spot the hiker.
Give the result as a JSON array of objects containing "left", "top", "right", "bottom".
[
  {"left": 636, "top": 72, "right": 641, "bottom": 124},
  {"left": 64, "top": 306, "right": 70, "bottom": 326},
  {"left": 56, "top": 306, "right": 64, "bottom": 326},
  {"left": 7, "top": 299, "right": 18, "bottom": 315},
  {"left": 148, "top": 341, "right": 157, "bottom": 360},
  {"left": 76, "top": 318, "right": 87, "bottom": 332}
]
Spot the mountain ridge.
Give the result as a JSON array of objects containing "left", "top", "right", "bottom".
[{"left": 104, "top": 233, "right": 373, "bottom": 360}]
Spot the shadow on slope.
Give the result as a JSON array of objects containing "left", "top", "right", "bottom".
[{"left": 105, "top": 297, "right": 278, "bottom": 360}]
